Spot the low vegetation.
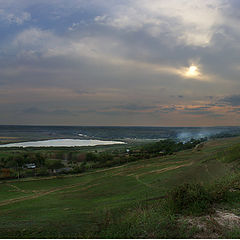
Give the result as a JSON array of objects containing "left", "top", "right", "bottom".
[
  {"left": 0, "top": 138, "right": 205, "bottom": 180},
  {"left": 0, "top": 136, "right": 240, "bottom": 238}
]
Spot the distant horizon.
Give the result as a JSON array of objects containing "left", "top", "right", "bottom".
[{"left": 1, "top": 124, "right": 240, "bottom": 128}]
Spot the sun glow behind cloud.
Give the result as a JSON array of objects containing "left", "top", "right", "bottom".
[{"left": 185, "top": 65, "right": 200, "bottom": 78}]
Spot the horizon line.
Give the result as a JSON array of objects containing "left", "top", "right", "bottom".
[{"left": 0, "top": 124, "right": 240, "bottom": 128}]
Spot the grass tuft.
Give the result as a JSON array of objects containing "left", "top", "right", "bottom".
[{"left": 166, "top": 183, "right": 213, "bottom": 216}]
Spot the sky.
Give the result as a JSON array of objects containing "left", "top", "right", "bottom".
[{"left": 1, "top": 0, "right": 240, "bottom": 126}]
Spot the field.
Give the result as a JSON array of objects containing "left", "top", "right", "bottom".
[{"left": 0, "top": 137, "right": 240, "bottom": 238}]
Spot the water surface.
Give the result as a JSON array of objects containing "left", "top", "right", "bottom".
[{"left": 0, "top": 139, "right": 125, "bottom": 148}]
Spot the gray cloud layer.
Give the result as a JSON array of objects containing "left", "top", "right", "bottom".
[{"left": 1, "top": 0, "right": 240, "bottom": 126}]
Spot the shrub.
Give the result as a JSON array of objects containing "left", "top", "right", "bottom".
[
  {"left": 46, "top": 159, "right": 64, "bottom": 171},
  {"left": 36, "top": 167, "right": 49, "bottom": 176},
  {"left": 86, "top": 152, "right": 98, "bottom": 162},
  {"left": 166, "top": 183, "right": 212, "bottom": 215},
  {"left": 94, "top": 204, "right": 195, "bottom": 239},
  {"left": 208, "top": 173, "right": 240, "bottom": 202},
  {"left": 217, "top": 144, "right": 240, "bottom": 163},
  {"left": 73, "top": 162, "right": 86, "bottom": 173}
]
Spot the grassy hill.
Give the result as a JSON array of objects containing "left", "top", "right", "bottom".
[{"left": 0, "top": 137, "right": 240, "bottom": 238}]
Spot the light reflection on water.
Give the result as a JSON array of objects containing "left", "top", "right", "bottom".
[{"left": 0, "top": 139, "right": 126, "bottom": 148}]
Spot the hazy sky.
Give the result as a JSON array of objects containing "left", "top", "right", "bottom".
[{"left": 1, "top": 0, "right": 240, "bottom": 126}]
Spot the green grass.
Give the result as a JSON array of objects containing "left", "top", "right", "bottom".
[
  {"left": 0, "top": 137, "right": 240, "bottom": 238},
  {"left": 225, "top": 228, "right": 240, "bottom": 238}
]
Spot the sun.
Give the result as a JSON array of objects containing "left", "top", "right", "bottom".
[
  {"left": 185, "top": 65, "right": 199, "bottom": 77},
  {"left": 188, "top": 66, "right": 197, "bottom": 74}
]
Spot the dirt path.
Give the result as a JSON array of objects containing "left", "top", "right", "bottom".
[
  {"left": 147, "top": 161, "right": 193, "bottom": 175},
  {"left": 0, "top": 163, "right": 135, "bottom": 207},
  {"left": 6, "top": 183, "right": 27, "bottom": 193},
  {"left": 0, "top": 159, "right": 193, "bottom": 205},
  {"left": 116, "top": 160, "right": 188, "bottom": 177},
  {"left": 0, "top": 181, "right": 96, "bottom": 207},
  {"left": 0, "top": 163, "right": 131, "bottom": 185},
  {"left": 135, "top": 175, "right": 154, "bottom": 188},
  {"left": 134, "top": 161, "right": 193, "bottom": 188},
  {"left": 61, "top": 183, "right": 100, "bottom": 194}
]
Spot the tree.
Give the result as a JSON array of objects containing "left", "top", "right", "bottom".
[
  {"left": 6, "top": 154, "right": 25, "bottom": 179},
  {"left": 35, "top": 153, "right": 45, "bottom": 167},
  {"left": 98, "top": 152, "right": 113, "bottom": 163},
  {"left": 86, "top": 152, "right": 98, "bottom": 162},
  {"left": 46, "top": 160, "right": 64, "bottom": 172}
]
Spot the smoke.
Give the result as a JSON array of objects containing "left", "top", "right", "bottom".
[{"left": 176, "top": 128, "right": 226, "bottom": 142}]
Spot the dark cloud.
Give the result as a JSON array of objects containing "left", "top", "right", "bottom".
[
  {"left": 22, "top": 107, "right": 76, "bottom": 116},
  {"left": 220, "top": 95, "right": 240, "bottom": 106},
  {"left": 182, "top": 110, "right": 224, "bottom": 117},
  {"left": 180, "top": 106, "right": 224, "bottom": 117},
  {"left": 227, "top": 108, "right": 240, "bottom": 113},
  {"left": 114, "top": 104, "right": 156, "bottom": 111},
  {"left": 157, "top": 106, "right": 177, "bottom": 113},
  {"left": 183, "top": 106, "right": 211, "bottom": 111},
  {"left": 22, "top": 107, "right": 46, "bottom": 114}
]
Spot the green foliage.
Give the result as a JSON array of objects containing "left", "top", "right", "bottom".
[
  {"left": 86, "top": 152, "right": 98, "bottom": 162},
  {"left": 73, "top": 162, "right": 86, "bottom": 173},
  {"left": 45, "top": 159, "right": 64, "bottom": 170},
  {"left": 4, "top": 154, "right": 25, "bottom": 179},
  {"left": 165, "top": 174, "right": 240, "bottom": 216},
  {"left": 225, "top": 228, "right": 240, "bottom": 238},
  {"left": 5, "top": 154, "right": 24, "bottom": 168},
  {"left": 35, "top": 167, "right": 49, "bottom": 176},
  {"left": 98, "top": 152, "right": 113, "bottom": 162},
  {"left": 34, "top": 153, "right": 46, "bottom": 167},
  {"left": 217, "top": 144, "right": 240, "bottom": 163},
  {"left": 166, "top": 183, "right": 212, "bottom": 215},
  {"left": 92, "top": 204, "right": 196, "bottom": 239},
  {"left": 142, "top": 138, "right": 204, "bottom": 155},
  {"left": 208, "top": 173, "right": 240, "bottom": 202}
]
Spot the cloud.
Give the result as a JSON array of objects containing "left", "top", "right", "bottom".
[
  {"left": 7, "top": 27, "right": 214, "bottom": 83},
  {"left": 0, "top": 9, "right": 31, "bottom": 25},
  {"left": 114, "top": 104, "right": 155, "bottom": 111},
  {"left": 182, "top": 107, "right": 215, "bottom": 115},
  {"left": 22, "top": 107, "right": 77, "bottom": 116},
  {"left": 94, "top": 0, "right": 226, "bottom": 47},
  {"left": 220, "top": 95, "right": 240, "bottom": 106},
  {"left": 1, "top": 0, "right": 240, "bottom": 126},
  {"left": 22, "top": 107, "right": 46, "bottom": 114},
  {"left": 12, "top": 28, "right": 63, "bottom": 58}
]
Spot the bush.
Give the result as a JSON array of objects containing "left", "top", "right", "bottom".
[
  {"left": 93, "top": 204, "right": 195, "bottom": 239},
  {"left": 217, "top": 144, "right": 240, "bottom": 163},
  {"left": 208, "top": 174, "right": 240, "bottom": 202},
  {"left": 36, "top": 167, "right": 49, "bottom": 176},
  {"left": 98, "top": 152, "right": 113, "bottom": 163},
  {"left": 46, "top": 159, "right": 64, "bottom": 171},
  {"left": 166, "top": 183, "right": 212, "bottom": 215},
  {"left": 73, "top": 162, "right": 86, "bottom": 173},
  {"left": 142, "top": 139, "right": 204, "bottom": 155},
  {"left": 86, "top": 152, "right": 98, "bottom": 162}
]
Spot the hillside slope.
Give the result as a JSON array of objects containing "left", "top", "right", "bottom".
[{"left": 0, "top": 137, "right": 240, "bottom": 238}]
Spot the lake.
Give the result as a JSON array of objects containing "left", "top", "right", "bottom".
[{"left": 0, "top": 139, "right": 126, "bottom": 148}]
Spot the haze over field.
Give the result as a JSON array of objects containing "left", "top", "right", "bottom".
[{"left": 1, "top": 0, "right": 240, "bottom": 126}]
